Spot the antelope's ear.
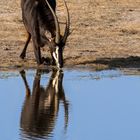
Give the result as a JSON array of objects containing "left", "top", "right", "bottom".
[{"left": 49, "top": 37, "right": 55, "bottom": 42}]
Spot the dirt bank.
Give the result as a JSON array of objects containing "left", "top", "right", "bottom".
[{"left": 0, "top": 0, "right": 140, "bottom": 70}]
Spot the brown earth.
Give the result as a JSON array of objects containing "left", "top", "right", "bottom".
[{"left": 0, "top": 0, "right": 140, "bottom": 70}]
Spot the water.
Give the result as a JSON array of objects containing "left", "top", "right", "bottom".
[{"left": 0, "top": 69, "right": 140, "bottom": 140}]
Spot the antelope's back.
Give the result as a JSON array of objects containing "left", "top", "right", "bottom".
[{"left": 21, "top": 0, "right": 56, "bottom": 35}]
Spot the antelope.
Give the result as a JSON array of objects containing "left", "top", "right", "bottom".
[
  {"left": 20, "top": 0, "right": 70, "bottom": 68},
  {"left": 20, "top": 69, "right": 69, "bottom": 139}
]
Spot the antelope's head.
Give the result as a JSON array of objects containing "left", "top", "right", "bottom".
[{"left": 45, "top": 0, "right": 70, "bottom": 68}]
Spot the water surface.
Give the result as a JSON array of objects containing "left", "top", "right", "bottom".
[{"left": 0, "top": 69, "right": 140, "bottom": 140}]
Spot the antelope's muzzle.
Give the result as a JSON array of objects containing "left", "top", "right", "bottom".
[{"left": 52, "top": 47, "right": 63, "bottom": 68}]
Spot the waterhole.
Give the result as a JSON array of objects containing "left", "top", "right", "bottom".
[{"left": 0, "top": 69, "right": 140, "bottom": 140}]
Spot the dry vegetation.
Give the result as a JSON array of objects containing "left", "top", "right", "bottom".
[{"left": 0, "top": 0, "right": 140, "bottom": 70}]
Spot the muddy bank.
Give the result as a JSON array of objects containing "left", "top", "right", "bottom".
[{"left": 0, "top": 0, "right": 140, "bottom": 70}]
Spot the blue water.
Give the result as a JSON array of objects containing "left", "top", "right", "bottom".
[{"left": 0, "top": 69, "right": 140, "bottom": 140}]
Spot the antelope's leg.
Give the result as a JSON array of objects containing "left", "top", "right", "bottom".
[
  {"left": 32, "top": 18, "right": 42, "bottom": 64},
  {"left": 32, "top": 37, "right": 42, "bottom": 64},
  {"left": 20, "top": 32, "right": 31, "bottom": 59},
  {"left": 31, "top": 2, "right": 42, "bottom": 64}
]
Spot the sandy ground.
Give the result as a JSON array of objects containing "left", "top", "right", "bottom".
[{"left": 0, "top": 0, "right": 140, "bottom": 70}]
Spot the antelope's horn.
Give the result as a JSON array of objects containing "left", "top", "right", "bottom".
[
  {"left": 62, "top": 0, "right": 70, "bottom": 44},
  {"left": 45, "top": 0, "right": 60, "bottom": 44}
]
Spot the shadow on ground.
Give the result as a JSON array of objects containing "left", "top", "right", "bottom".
[
  {"left": 95, "top": 56, "right": 140, "bottom": 69},
  {"left": 77, "top": 56, "right": 140, "bottom": 69}
]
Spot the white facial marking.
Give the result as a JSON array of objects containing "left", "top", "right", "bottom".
[
  {"left": 53, "top": 47, "right": 60, "bottom": 68},
  {"left": 53, "top": 52, "right": 57, "bottom": 61}
]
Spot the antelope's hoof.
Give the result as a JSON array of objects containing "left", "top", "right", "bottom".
[
  {"left": 42, "top": 57, "right": 51, "bottom": 65},
  {"left": 20, "top": 53, "right": 26, "bottom": 59}
]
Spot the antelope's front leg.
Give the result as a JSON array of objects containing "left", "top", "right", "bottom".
[{"left": 31, "top": 2, "right": 43, "bottom": 65}]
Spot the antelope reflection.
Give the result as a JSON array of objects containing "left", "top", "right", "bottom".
[{"left": 20, "top": 69, "right": 69, "bottom": 139}]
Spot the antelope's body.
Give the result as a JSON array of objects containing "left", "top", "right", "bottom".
[{"left": 20, "top": 0, "right": 70, "bottom": 68}]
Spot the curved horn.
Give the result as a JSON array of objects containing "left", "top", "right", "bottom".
[
  {"left": 62, "top": 0, "right": 70, "bottom": 44},
  {"left": 45, "top": 0, "right": 60, "bottom": 44}
]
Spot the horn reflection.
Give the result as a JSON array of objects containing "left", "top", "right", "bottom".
[{"left": 19, "top": 69, "right": 69, "bottom": 139}]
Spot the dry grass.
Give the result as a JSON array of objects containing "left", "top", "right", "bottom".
[{"left": 0, "top": 0, "right": 140, "bottom": 70}]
